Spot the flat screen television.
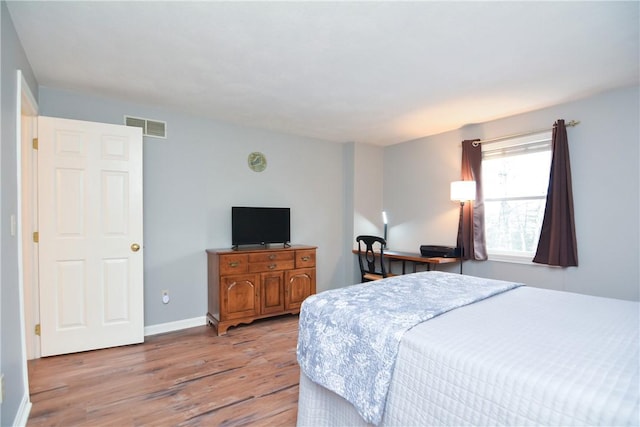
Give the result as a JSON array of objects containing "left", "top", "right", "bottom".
[{"left": 231, "top": 207, "right": 291, "bottom": 248}]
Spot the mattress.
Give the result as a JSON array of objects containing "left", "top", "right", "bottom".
[{"left": 297, "top": 286, "right": 639, "bottom": 426}]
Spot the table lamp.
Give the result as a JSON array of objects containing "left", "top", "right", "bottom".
[
  {"left": 382, "top": 211, "right": 388, "bottom": 248},
  {"left": 451, "top": 180, "right": 476, "bottom": 271},
  {"left": 450, "top": 181, "right": 476, "bottom": 207}
]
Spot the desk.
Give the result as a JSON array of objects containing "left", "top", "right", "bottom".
[{"left": 352, "top": 249, "right": 461, "bottom": 275}]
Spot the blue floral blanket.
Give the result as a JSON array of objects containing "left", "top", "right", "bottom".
[{"left": 296, "top": 271, "right": 524, "bottom": 425}]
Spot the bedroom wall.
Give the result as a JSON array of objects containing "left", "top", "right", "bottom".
[
  {"left": 353, "top": 142, "right": 384, "bottom": 239},
  {"left": 1, "top": 1, "right": 39, "bottom": 425},
  {"left": 384, "top": 85, "right": 640, "bottom": 301},
  {"left": 350, "top": 142, "right": 384, "bottom": 283},
  {"left": 38, "top": 87, "right": 348, "bottom": 327}
]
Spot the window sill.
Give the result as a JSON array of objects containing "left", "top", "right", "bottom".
[{"left": 487, "top": 252, "right": 536, "bottom": 265}]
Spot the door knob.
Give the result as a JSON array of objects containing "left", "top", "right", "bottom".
[{"left": 131, "top": 243, "right": 141, "bottom": 252}]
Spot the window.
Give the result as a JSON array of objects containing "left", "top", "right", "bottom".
[{"left": 482, "top": 132, "right": 552, "bottom": 261}]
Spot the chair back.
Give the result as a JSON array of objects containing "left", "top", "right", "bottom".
[{"left": 356, "top": 235, "right": 389, "bottom": 282}]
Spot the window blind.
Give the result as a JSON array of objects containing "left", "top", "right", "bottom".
[{"left": 482, "top": 131, "right": 551, "bottom": 160}]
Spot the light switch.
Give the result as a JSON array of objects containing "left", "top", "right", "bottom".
[{"left": 10, "top": 215, "right": 16, "bottom": 237}]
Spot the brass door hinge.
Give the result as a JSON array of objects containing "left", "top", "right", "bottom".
[
  {"left": 33, "top": 231, "right": 39, "bottom": 243},
  {"left": 32, "top": 138, "right": 38, "bottom": 150},
  {"left": 35, "top": 324, "right": 41, "bottom": 336}
]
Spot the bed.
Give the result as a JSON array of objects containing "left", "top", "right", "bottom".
[{"left": 296, "top": 271, "right": 639, "bottom": 426}]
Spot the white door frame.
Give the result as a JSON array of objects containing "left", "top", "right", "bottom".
[
  {"left": 19, "top": 72, "right": 39, "bottom": 361},
  {"left": 17, "top": 70, "right": 38, "bottom": 424}
]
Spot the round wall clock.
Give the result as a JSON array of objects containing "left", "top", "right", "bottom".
[{"left": 248, "top": 152, "right": 267, "bottom": 172}]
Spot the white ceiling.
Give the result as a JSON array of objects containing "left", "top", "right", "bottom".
[{"left": 7, "top": 1, "right": 639, "bottom": 146}]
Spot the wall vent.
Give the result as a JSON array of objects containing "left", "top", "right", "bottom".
[{"left": 125, "top": 116, "right": 167, "bottom": 138}]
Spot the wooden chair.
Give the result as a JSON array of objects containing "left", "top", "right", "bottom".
[{"left": 356, "top": 235, "right": 392, "bottom": 282}]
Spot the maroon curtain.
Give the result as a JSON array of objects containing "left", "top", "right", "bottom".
[
  {"left": 458, "top": 140, "right": 487, "bottom": 261},
  {"left": 533, "top": 120, "right": 578, "bottom": 267}
]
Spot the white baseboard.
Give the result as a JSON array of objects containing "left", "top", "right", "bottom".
[
  {"left": 144, "top": 316, "right": 207, "bottom": 337},
  {"left": 13, "top": 393, "right": 32, "bottom": 427}
]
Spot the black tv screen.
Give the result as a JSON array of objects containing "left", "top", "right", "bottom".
[{"left": 232, "top": 207, "right": 291, "bottom": 247}]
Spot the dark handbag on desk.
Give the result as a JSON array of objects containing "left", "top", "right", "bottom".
[{"left": 420, "top": 245, "right": 460, "bottom": 258}]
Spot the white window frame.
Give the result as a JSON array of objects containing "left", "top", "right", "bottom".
[{"left": 481, "top": 131, "right": 552, "bottom": 263}]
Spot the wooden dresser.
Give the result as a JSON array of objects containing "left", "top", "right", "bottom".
[{"left": 206, "top": 245, "right": 316, "bottom": 335}]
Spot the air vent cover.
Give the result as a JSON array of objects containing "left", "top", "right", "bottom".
[{"left": 125, "top": 116, "right": 167, "bottom": 138}]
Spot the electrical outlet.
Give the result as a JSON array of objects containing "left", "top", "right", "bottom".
[{"left": 162, "top": 290, "right": 170, "bottom": 304}]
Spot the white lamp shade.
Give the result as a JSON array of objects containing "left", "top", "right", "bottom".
[{"left": 450, "top": 181, "right": 476, "bottom": 202}]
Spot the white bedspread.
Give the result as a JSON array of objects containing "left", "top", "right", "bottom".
[
  {"left": 297, "top": 286, "right": 639, "bottom": 426},
  {"left": 297, "top": 271, "right": 523, "bottom": 425}
]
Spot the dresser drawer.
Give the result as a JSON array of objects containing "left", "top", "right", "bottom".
[
  {"left": 296, "top": 249, "right": 316, "bottom": 268},
  {"left": 249, "top": 251, "right": 295, "bottom": 263},
  {"left": 219, "top": 254, "right": 249, "bottom": 275},
  {"left": 248, "top": 260, "right": 295, "bottom": 273}
]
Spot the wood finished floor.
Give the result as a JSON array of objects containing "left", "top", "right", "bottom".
[{"left": 27, "top": 315, "right": 300, "bottom": 427}]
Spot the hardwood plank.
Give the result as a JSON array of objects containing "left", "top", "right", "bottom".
[{"left": 27, "top": 315, "right": 301, "bottom": 426}]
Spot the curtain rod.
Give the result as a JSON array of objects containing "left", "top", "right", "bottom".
[{"left": 473, "top": 120, "right": 580, "bottom": 146}]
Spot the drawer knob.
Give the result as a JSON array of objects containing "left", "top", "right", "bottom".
[
  {"left": 268, "top": 264, "right": 277, "bottom": 270},
  {"left": 269, "top": 254, "right": 276, "bottom": 260},
  {"left": 228, "top": 261, "right": 239, "bottom": 268},
  {"left": 301, "top": 256, "right": 311, "bottom": 262}
]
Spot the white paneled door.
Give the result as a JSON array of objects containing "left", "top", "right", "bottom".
[{"left": 38, "top": 116, "right": 144, "bottom": 357}]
